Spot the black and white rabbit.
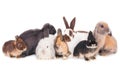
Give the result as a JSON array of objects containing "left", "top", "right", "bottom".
[
  {"left": 35, "top": 27, "right": 56, "bottom": 59},
  {"left": 19, "top": 23, "right": 56, "bottom": 57},
  {"left": 63, "top": 17, "right": 88, "bottom": 57},
  {"left": 73, "top": 31, "right": 97, "bottom": 61}
]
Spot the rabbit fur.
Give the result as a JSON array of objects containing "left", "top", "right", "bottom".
[
  {"left": 54, "top": 28, "right": 71, "bottom": 59},
  {"left": 63, "top": 17, "right": 88, "bottom": 57},
  {"left": 19, "top": 23, "right": 56, "bottom": 57},
  {"left": 2, "top": 36, "right": 27, "bottom": 57},
  {"left": 36, "top": 28, "right": 56, "bottom": 59},
  {"left": 73, "top": 31, "right": 97, "bottom": 61}
]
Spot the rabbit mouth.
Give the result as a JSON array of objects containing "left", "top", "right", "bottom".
[{"left": 86, "top": 44, "right": 97, "bottom": 49}]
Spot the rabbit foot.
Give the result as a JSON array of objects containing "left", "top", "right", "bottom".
[{"left": 90, "top": 56, "right": 96, "bottom": 60}]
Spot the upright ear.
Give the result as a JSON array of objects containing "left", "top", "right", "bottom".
[
  {"left": 88, "top": 31, "right": 95, "bottom": 41},
  {"left": 63, "top": 34, "right": 71, "bottom": 42},
  {"left": 57, "top": 28, "right": 63, "bottom": 41},
  {"left": 63, "top": 16, "right": 70, "bottom": 29},
  {"left": 43, "top": 28, "right": 49, "bottom": 38},
  {"left": 15, "top": 35, "right": 23, "bottom": 42},
  {"left": 70, "top": 17, "right": 76, "bottom": 30},
  {"left": 15, "top": 35, "right": 19, "bottom": 40}
]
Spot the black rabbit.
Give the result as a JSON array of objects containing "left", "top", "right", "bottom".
[
  {"left": 19, "top": 23, "right": 56, "bottom": 57},
  {"left": 73, "top": 31, "right": 97, "bottom": 61}
]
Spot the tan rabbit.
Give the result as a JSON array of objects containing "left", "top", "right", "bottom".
[
  {"left": 93, "top": 21, "right": 111, "bottom": 55},
  {"left": 2, "top": 36, "right": 27, "bottom": 58},
  {"left": 99, "top": 32, "right": 117, "bottom": 56},
  {"left": 54, "top": 28, "right": 71, "bottom": 59}
]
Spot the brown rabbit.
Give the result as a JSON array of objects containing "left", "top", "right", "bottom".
[
  {"left": 93, "top": 21, "right": 111, "bottom": 55},
  {"left": 99, "top": 32, "right": 117, "bottom": 56},
  {"left": 2, "top": 36, "right": 27, "bottom": 58},
  {"left": 54, "top": 28, "right": 71, "bottom": 59}
]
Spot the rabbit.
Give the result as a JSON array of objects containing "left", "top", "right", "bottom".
[
  {"left": 93, "top": 21, "right": 111, "bottom": 55},
  {"left": 35, "top": 28, "right": 55, "bottom": 59},
  {"left": 54, "top": 28, "right": 71, "bottom": 59},
  {"left": 73, "top": 31, "right": 97, "bottom": 61},
  {"left": 99, "top": 31, "right": 117, "bottom": 56},
  {"left": 19, "top": 23, "right": 56, "bottom": 57},
  {"left": 2, "top": 35, "right": 27, "bottom": 58},
  {"left": 63, "top": 17, "right": 89, "bottom": 57}
]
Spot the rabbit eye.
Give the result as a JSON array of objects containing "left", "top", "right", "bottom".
[
  {"left": 100, "top": 25, "right": 104, "bottom": 28},
  {"left": 47, "top": 46, "right": 48, "bottom": 48},
  {"left": 69, "top": 30, "right": 73, "bottom": 36}
]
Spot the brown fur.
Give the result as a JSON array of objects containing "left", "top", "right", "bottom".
[
  {"left": 2, "top": 36, "right": 27, "bottom": 58},
  {"left": 99, "top": 34, "right": 117, "bottom": 56},
  {"left": 94, "top": 22, "right": 114, "bottom": 55},
  {"left": 54, "top": 29, "right": 71, "bottom": 59},
  {"left": 74, "top": 31, "right": 88, "bottom": 33}
]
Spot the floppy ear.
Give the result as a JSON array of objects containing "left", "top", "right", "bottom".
[
  {"left": 43, "top": 28, "right": 49, "bottom": 38},
  {"left": 63, "top": 16, "right": 70, "bottom": 29},
  {"left": 15, "top": 35, "right": 19, "bottom": 40},
  {"left": 63, "top": 34, "right": 71, "bottom": 42},
  {"left": 57, "top": 28, "right": 63, "bottom": 41},
  {"left": 70, "top": 17, "right": 76, "bottom": 30}
]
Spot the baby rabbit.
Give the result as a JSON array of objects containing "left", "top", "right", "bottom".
[
  {"left": 35, "top": 28, "right": 55, "bottom": 59},
  {"left": 54, "top": 28, "right": 71, "bottom": 59},
  {"left": 2, "top": 36, "right": 27, "bottom": 58},
  {"left": 99, "top": 32, "right": 117, "bottom": 56},
  {"left": 93, "top": 22, "right": 111, "bottom": 55},
  {"left": 73, "top": 31, "right": 97, "bottom": 61},
  {"left": 19, "top": 23, "right": 56, "bottom": 57},
  {"left": 63, "top": 17, "right": 88, "bottom": 56}
]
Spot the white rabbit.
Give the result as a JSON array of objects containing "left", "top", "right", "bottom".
[
  {"left": 63, "top": 17, "right": 88, "bottom": 57},
  {"left": 35, "top": 28, "right": 56, "bottom": 60}
]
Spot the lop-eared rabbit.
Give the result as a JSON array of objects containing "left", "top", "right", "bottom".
[{"left": 19, "top": 23, "right": 56, "bottom": 57}]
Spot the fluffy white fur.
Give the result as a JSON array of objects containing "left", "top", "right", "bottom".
[{"left": 35, "top": 35, "right": 55, "bottom": 59}]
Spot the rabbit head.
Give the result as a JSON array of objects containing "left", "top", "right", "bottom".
[
  {"left": 63, "top": 17, "right": 76, "bottom": 39},
  {"left": 94, "top": 22, "right": 110, "bottom": 36},
  {"left": 15, "top": 35, "right": 27, "bottom": 51},
  {"left": 54, "top": 28, "right": 71, "bottom": 59},
  {"left": 42, "top": 23, "right": 56, "bottom": 35},
  {"left": 86, "top": 31, "right": 97, "bottom": 49}
]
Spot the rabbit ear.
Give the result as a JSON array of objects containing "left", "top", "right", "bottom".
[
  {"left": 63, "top": 16, "right": 70, "bottom": 29},
  {"left": 15, "top": 35, "right": 19, "bottom": 40},
  {"left": 15, "top": 35, "right": 23, "bottom": 42},
  {"left": 43, "top": 28, "right": 49, "bottom": 38},
  {"left": 70, "top": 17, "right": 76, "bottom": 30},
  {"left": 57, "top": 28, "right": 63, "bottom": 40}
]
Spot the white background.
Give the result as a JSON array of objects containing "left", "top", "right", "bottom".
[{"left": 0, "top": 0, "right": 120, "bottom": 80}]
